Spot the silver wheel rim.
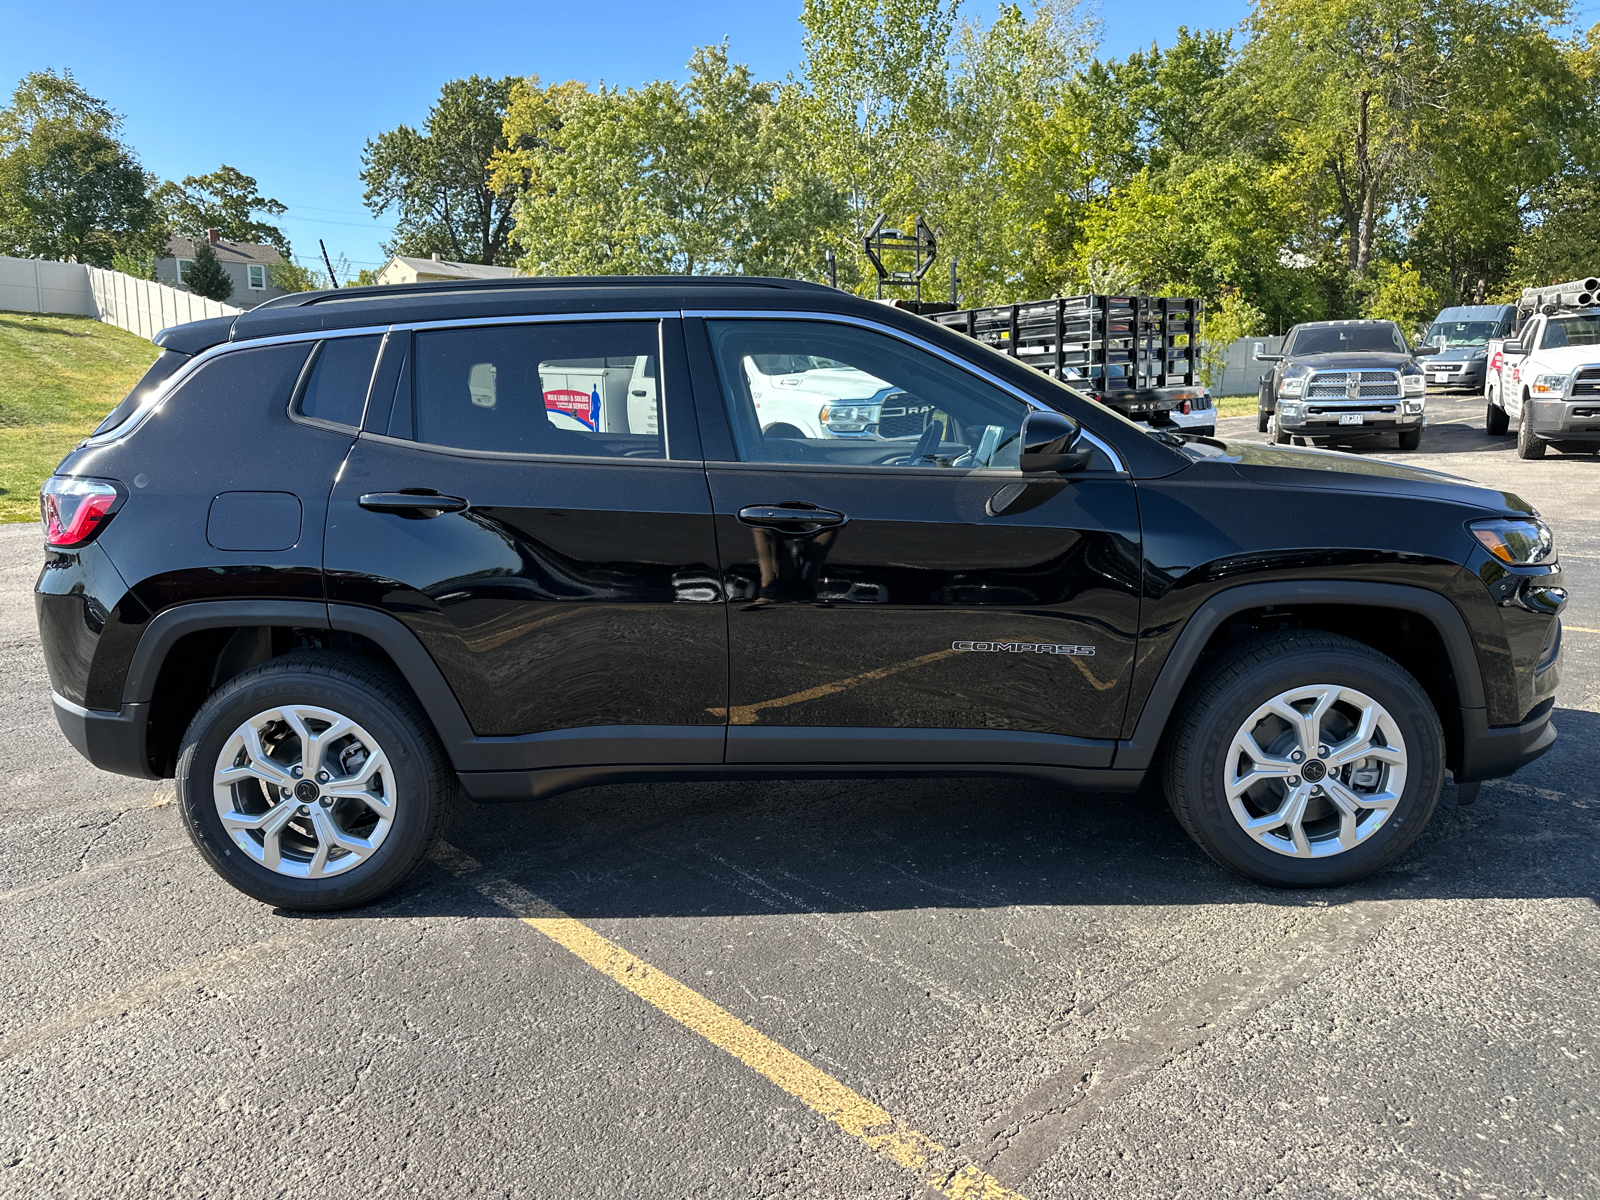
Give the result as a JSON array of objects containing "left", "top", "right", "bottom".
[
  {"left": 1223, "top": 685, "right": 1407, "bottom": 859},
  {"left": 212, "top": 704, "right": 397, "bottom": 878}
]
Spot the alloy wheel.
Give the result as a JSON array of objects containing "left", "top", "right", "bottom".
[
  {"left": 1223, "top": 684, "right": 1408, "bottom": 858},
  {"left": 212, "top": 704, "right": 397, "bottom": 878}
]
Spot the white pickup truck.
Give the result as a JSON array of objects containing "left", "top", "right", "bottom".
[{"left": 1483, "top": 304, "right": 1600, "bottom": 459}]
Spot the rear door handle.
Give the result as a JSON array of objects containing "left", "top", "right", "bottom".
[
  {"left": 737, "top": 504, "right": 847, "bottom": 530},
  {"left": 359, "top": 491, "right": 468, "bottom": 517}
]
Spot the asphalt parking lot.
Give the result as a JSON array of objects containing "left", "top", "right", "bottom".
[{"left": 1, "top": 390, "right": 1595, "bottom": 1199}]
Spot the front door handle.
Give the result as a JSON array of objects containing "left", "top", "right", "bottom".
[
  {"left": 737, "top": 504, "right": 847, "bottom": 531},
  {"left": 359, "top": 491, "right": 468, "bottom": 517}
]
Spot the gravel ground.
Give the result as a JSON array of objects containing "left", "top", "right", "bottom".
[{"left": 0, "top": 389, "right": 1594, "bottom": 1199}]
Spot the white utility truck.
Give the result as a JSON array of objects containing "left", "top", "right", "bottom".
[{"left": 1482, "top": 277, "right": 1600, "bottom": 458}]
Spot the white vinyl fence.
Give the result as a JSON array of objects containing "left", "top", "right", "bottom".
[{"left": 0, "top": 254, "right": 241, "bottom": 342}]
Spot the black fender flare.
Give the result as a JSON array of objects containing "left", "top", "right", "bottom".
[{"left": 1114, "top": 581, "right": 1486, "bottom": 771}]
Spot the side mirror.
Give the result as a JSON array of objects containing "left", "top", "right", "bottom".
[
  {"left": 1019, "top": 410, "right": 1093, "bottom": 473},
  {"left": 1256, "top": 352, "right": 1283, "bottom": 363},
  {"left": 1412, "top": 345, "right": 1439, "bottom": 357}
]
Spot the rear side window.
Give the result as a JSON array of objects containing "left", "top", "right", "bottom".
[
  {"left": 409, "top": 322, "right": 664, "bottom": 458},
  {"left": 295, "top": 336, "right": 382, "bottom": 428}
]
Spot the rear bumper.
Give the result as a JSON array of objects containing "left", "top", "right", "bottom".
[{"left": 51, "top": 692, "right": 158, "bottom": 779}]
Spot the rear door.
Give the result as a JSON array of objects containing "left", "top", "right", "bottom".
[
  {"left": 325, "top": 316, "right": 726, "bottom": 765},
  {"left": 685, "top": 314, "right": 1142, "bottom": 768}
]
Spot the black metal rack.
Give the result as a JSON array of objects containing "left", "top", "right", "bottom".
[{"left": 931, "top": 294, "right": 1200, "bottom": 397}]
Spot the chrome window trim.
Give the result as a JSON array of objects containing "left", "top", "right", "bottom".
[
  {"left": 683, "top": 308, "right": 1127, "bottom": 473},
  {"left": 388, "top": 310, "right": 679, "bottom": 333},
  {"left": 355, "top": 429, "right": 699, "bottom": 468},
  {"left": 82, "top": 323, "right": 392, "bottom": 448}
]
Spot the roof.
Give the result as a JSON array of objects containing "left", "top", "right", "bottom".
[
  {"left": 388, "top": 256, "right": 521, "bottom": 281},
  {"left": 1435, "top": 304, "right": 1515, "bottom": 319},
  {"left": 164, "top": 236, "right": 282, "bottom": 266}
]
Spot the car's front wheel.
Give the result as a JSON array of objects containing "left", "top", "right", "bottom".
[
  {"left": 1163, "top": 632, "right": 1444, "bottom": 887},
  {"left": 1516, "top": 398, "right": 1547, "bottom": 459},
  {"left": 1397, "top": 427, "right": 1421, "bottom": 451},
  {"left": 176, "top": 653, "right": 454, "bottom": 910}
]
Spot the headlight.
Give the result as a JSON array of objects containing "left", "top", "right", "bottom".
[
  {"left": 819, "top": 403, "right": 879, "bottom": 432},
  {"left": 1278, "top": 377, "right": 1305, "bottom": 397},
  {"left": 1469, "top": 517, "right": 1554, "bottom": 565},
  {"left": 1531, "top": 374, "right": 1569, "bottom": 396},
  {"left": 1402, "top": 374, "right": 1425, "bottom": 395}
]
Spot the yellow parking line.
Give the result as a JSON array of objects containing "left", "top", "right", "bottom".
[
  {"left": 432, "top": 842, "right": 1026, "bottom": 1200},
  {"left": 1565, "top": 625, "right": 1600, "bottom": 634}
]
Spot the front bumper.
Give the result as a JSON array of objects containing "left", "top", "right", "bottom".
[
  {"left": 1425, "top": 360, "right": 1486, "bottom": 389},
  {"left": 1528, "top": 397, "right": 1600, "bottom": 442},
  {"left": 51, "top": 691, "right": 159, "bottom": 779},
  {"left": 1279, "top": 409, "right": 1425, "bottom": 435},
  {"left": 1456, "top": 701, "right": 1557, "bottom": 783}
]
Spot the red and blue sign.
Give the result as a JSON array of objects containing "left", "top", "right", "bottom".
[{"left": 544, "top": 387, "right": 601, "bottom": 430}]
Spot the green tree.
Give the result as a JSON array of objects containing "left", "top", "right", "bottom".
[
  {"left": 270, "top": 257, "right": 323, "bottom": 293},
  {"left": 183, "top": 241, "right": 233, "bottom": 301},
  {"left": 363, "top": 75, "right": 531, "bottom": 265},
  {"left": 110, "top": 248, "right": 156, "bottom": 279},
  {"left": 502, "top": 49, "right": 844, "bottom": 278},
  {"left": 0, "top": 69, "right": 156, "bottom": 265},
  {"left": 152, "top": 165, "right": 289, "bottom": 252}
]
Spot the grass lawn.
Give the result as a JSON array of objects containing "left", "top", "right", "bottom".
[
  {"left": 1213, "top": 394, "right": 1258, "bottom": 418},
  {"left": 0, "top": 311, "right": 157, "bottom": 523}
]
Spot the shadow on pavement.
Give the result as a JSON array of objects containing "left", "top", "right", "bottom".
[{"left": 291, "top": 707, "right": 1600, "bottom": 923}]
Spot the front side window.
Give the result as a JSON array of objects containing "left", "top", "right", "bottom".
[
  {"left": 705, "top": 319, "right": 1033, "bottom": 469},
  {"left": 296, "top": 336, "right": 382, "bottom": 428},
  {"left": 248, "top": 264, "right": 266, "bottom": 289},
  {"left": 409, "top": 322, "right": 664, "bottom": 458}
]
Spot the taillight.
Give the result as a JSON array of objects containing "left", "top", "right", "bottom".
[
  {"left": 1180, "top": 400, "right": 1192, "bottom": 414},
  {"left": 40, "top": 477, "right": 123, "bottom": 548}
]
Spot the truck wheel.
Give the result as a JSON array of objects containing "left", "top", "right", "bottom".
[
  {"left": 762, "top": 423, "right": 806, "bottom": 439},
  {"left": 176, "top": 652, "right": 455, "bottom": 910},
  {"left": 1397, "top": 428, "right": 1421, "bottom": 451},
  {"left": 1257, "top": 408, "right": 1270, "bottom": 434},
  {"left": 1516, "top": 400, "right": 1547, "bottom": 459},
  {"left": 1162, "top": 632, "right": 1443, "bottom": 888},
  {"left": 1270, "top": 414, "right": 1291, "bottom": 445},
  {"left": 1485, "top": 392, "right": 1509, "bottom": 435}
]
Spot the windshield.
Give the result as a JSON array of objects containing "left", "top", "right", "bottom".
[
  {"left": 1287, "top": 324, "right": 1407, "bottom": 355},
  {"left": 1426, "top": 321, "right": 1497, "bottom": 348},
  {"left": 1540, "top": 315, "right": 1600, "bottom": 349}
]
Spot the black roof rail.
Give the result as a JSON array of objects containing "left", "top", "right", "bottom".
[{"left": 250, "top": 274, "right": 835, "bottom": 312}]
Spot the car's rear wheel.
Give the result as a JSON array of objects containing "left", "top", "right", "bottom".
[
  {"left": 1516, "top": 398, "right": 1547, "bottom": 459},
  {"left": 176, "top": 653, "right": 454, "bottom": 910},
  {"left": 1163, "top": 632, "right": 1443, "bottom": 887},
  {"left": 1485, "top": 391, "right": 1509, "bottom": 435},
  {"left": 1257, "top": 407, "right": 1270, "bottom": 434}
]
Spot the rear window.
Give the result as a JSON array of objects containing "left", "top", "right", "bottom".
[
  {"left": 92, "top": 349, "right": 190, "bottom": 437},
  {"left": 295, "top": 336, "right": 382, "bottom": 428}
]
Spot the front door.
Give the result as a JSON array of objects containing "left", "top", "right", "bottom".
[
  {"left": 687, "top": 316, "right": 1141, "bottom": 767},
  {"left": 325, "top": 318, "right": 725, "bottom": 763}
]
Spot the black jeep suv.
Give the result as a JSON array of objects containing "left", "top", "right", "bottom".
[
  {"left": 37, "top": 277, "right": 1563, "bottom": 909},
  {"left": 1257, "top": 319, "right": 1438, "bottom": 450}
]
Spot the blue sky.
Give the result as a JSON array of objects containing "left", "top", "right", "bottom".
[{"left": 1, "top": 0, "right": 1251, "bottom": 276}]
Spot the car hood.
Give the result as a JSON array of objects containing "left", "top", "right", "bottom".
[
  {"left": 1181, "top": 438, "right": 1535, "bottom": 515},
  {"left": 1526, "top": 345, "right": 1600, "bottom": 370},
  {"left": 1286, "top": 351, "right": 1413, "bottom": 371}
]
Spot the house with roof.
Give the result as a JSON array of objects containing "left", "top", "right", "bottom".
[
  {"left": 156, "top": 231, "right": 287, "bottom": 308},
  {"left": 375, "top": 253, "right": 522, "bottom": 286}
]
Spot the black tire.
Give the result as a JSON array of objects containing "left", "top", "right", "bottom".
[
  {"left": 1271, "top": 414, "right": 1291, "bottom": 445},
  {"left": 176, "top": 652, "right": 454, "bottom": 910},
  {"left": 1257, "top": 407, "right": 1270, "bottom": 434},
  {"left": 1397, "top": 428, "right": 1421, "bottom": 451},
  {"left": 1162, "top": 632, "right": 1444, "bottom": 888},
  {"left": 1485, "top": 392, "right": 1509, "bottom": 436},
  {"left": 762, "top": 423, "right": 806, "bottom": 439},
  {"left": 1516, "top": 398, "right": 1546, "bottom": 459}
]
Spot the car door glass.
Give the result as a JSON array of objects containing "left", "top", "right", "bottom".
[
  {"left": 705, "top": 319, "right": 1035, "bottom": 469},
  {"left": 409, "top": 322, "right": 665, "bottom": 458}
]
